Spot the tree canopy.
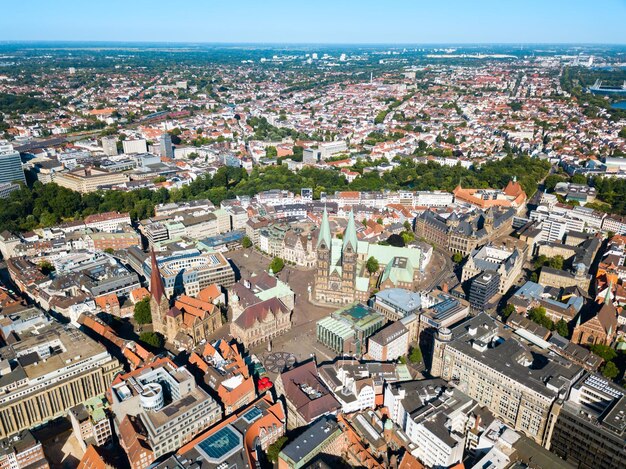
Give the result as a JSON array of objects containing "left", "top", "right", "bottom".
[
  {"left": 0, "top": 155, "right": 551, "bottom": 234},
  {"left": 269, "top": 257, "right": 285, "bottom": 274},
  {"left": 133, "top": 298, "right": 152, "bottom": 325},
  {"left": 366, "top": 256, "right": 379, "bottom": 274},
  {"left": 139, "top": 331, "right": 164, "bottom": 349}
]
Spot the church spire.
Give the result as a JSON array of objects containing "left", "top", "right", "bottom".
[
  {"left": 343, "top": 209, "right": 358, "bottom": 252},
  {"left": 150, "top": 248, "right": 166, "bottom": 302},
  {"left": 317, "top": 207, "right": 331, "bottom": 249},
  {"left": 605, "top": 280, "right": 613, "bottom": 305}
]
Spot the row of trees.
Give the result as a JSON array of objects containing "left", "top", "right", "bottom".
[{"left": 0, "top": 155, "right": 550, "bottom": 233}]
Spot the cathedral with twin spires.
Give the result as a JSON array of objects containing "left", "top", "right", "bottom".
[{"left": 314, "top": 208, "right": 359, "bottom": 305}]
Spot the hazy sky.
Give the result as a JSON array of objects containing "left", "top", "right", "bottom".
[{"left": 3, "top": 0, "right": 626, "bottom": 44}]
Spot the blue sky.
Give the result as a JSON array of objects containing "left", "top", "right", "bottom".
[{"left": 3, "top": 0, "right": 626, "bottom": 44}]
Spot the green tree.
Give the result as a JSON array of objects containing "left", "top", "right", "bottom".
[
  {"left": 265, "top": 146, "right": 278, "bottom": 158},
  {"left": 555, "top": 318, "right": 569, "bottom": 338},
  {"left": 502, "top": 304, "right": 516, "bottom": 320},
  {"left": 601, "top": 361, "right": 619, "bottom": 380},
  {"left": 38, "top": 260, "right": 55, "bottom": 275},
  {"left": 619, "top": 127, "right": 626, "bottom": 139},
  {"left": 590, "top": 344, "right": 618, "bottom": 362},
  {"left": 366, "top": 256, "right": 380, "bottom": 275},
  {"left": 139, "top": 331, "right": 164, "bottom": 349},
  {"left": 241, "top": 236, "right": 252, "bottom": 248},
  {"left": 269, "top": 257, "right": 284, "bottom": 274},
  {"left": 266, "top": 436, "right": 288, "bottom": 462},
  {"left": 548, "top": 255, "right": 564, "bottom": 270},
  {"left": 133, "top": 298, "right": 152, "bottom": 325},
  {"left": 452, "top": 253, "right": 464, "bottom": 264},
  {"left": 409, "top": 346, "right": 422, "bottom": 364},
  {"left": 401, "top": 231, "right": 415, "bottom": 244},
  {"left": 530, "top": 272, "right": 539, "bottom": 283},
  {"left": 528, "top": 306, "right": 554, "bottom": 330}
]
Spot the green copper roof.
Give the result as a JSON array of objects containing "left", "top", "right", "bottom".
[
  {"left": 317, "top": 207, "right": 331, "bottom": 249},
  {"left": 343, "top": 209, "right": 358, "bottom": 252}
]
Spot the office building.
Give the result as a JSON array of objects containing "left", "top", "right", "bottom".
[
  {"left": 316, "top": 303, "right": 386, "bottom": 357},
  {"left": 415, "top": 207, "right": 515, "bottom": 256},
  {"left": 53, "top": 167, "right": 129, "bottom": 193},
  {"left": 384, "top": 379, "right": 477, "bottom": 469},
  {"left": 461, "top": 241, "right": 525, "bottom": 295},
  {"left": 549, "top": 373, "right": 626, "bottom": 469},
  {"left": 153, "top": 395, "right": 285, "bottom": 469},
  {"left": 0, "top": 141, "right": 25, "bottom": 185},
  {"left": 145, "top": 248, "right": 235, "bottom": 298},
  {"left": 367, "top": 321, "right": 410, "bottom": 361},
  {"left": 159, "top": 133, "right": 173, "bottom": 159},
  {"left": 122, "top": 139, "right": 148, "bottom": 154},
  {"left": 274, "top": 360, "right": 340, "bottom": 429},
  {"left": 278, "top": 416, "right": 344, "bottom": 469},
  {"left": 318, "top": 359, "right": 410, "bottom": 414},
  {"left": 468, "top": 271, "right": 500, "bottom": 311},
  {"left": 110, "top": 358, "right": 222, "bottom": 468},
  {"left": 0, "top": 317, "right": 122, "bottom": 439},
  {"left": 100, "top": 136, "right": 118, "bottom": 157},
  {"left": 84, "top": 211, "right": 131, "bottom": 232},
  {"left": 431, "top": 313, "right": 584, "bottom": 446}
]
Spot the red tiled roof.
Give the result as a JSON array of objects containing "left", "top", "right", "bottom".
[{"left": 234, "top": 297, "right": 289, "bottom": 330}]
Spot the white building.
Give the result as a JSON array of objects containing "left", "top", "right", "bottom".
[
  {"left": 110, "top": 359, "right": 222, "bottom": 459},
  {"left": 84, "top": 211, "right": 132, "bottom": 233},
  {"left": 122, "top": 138, "right": 148, "bottom": 154},
  {"left": 415, "top": 191, "right": 455, "bottom": 207},
  {"left": 384, "top": 379, "right": 477, "bottom": 469},
  {"left": 602, "top": 215, "right": 626, "bottom": 235},
  {"left": 101, "top": 136, "right": 118, "bottom": 156},
  {"left": 367, "top": 321, "right": 409, "bottom": 361}
]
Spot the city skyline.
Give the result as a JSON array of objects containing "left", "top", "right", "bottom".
[{"left": 4, "top": 0, "right": 626, "bottom": 45}]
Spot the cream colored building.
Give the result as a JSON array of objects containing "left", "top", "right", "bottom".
[
  {"left": 53, "top": 167, "right": 129, "bottom": 193},
  {"left": 431, "top": 313, "right": 583, "bottom": 447},
  {"left": 461, "top": 241, "right": 526, "bottom": 295},
  {"left": 0, "top": 321, "right": 122, "bottom": 438}
]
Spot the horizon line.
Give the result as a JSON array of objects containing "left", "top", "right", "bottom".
[{"left": 1, "top": 40, "right": 625, "bottom": 47}]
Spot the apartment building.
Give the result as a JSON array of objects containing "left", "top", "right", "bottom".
[{"left": 0, "top": 430, "right": 48, "bottom": 469}]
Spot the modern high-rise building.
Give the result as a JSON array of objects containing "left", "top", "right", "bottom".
[
  {"left": 0, "top": 141, "right": 25, "bottom": 185},
  {"left": 122, "top": 138, "right": 147, "bottom": 155},
  {"left": 100, "top": 136, "right": 118, "bottom": 156},
  {"left": 468, "top": 271, "right": 500, "bottom": 311},
  {"left": 159, "top": 133, "right": 173, "bottom": 159}
]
